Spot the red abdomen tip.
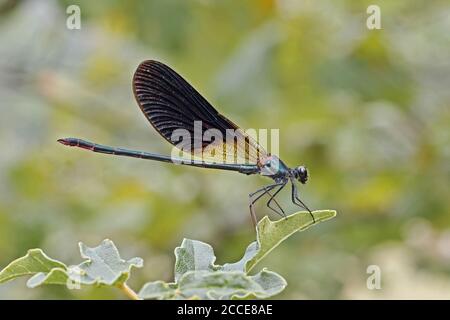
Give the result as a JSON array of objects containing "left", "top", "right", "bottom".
[{"left": 57, "top": 138, "right": 77, "bottom": 146}]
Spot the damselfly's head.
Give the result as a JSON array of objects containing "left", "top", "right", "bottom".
[{"left": 292, "top": 166, "right": 308, "bottom": 184}]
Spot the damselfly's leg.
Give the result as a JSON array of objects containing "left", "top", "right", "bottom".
[
  {"left": 249, "top": 182, "right": 285, "bottom": 226},
  {"left": 291, "top": 182, "right": 315, "bottom": 223},
  {"left": 266, "top": 183, "right": 287, "bottom": 219},
  {"left": 249, "top": 183, "right": 284, "bottom": 209},
  {"left": 265, "top": 189, "right": 285, "bottom": 217},
  {"left": 249, "top": 184, "right": 277, "bottom": 226}
]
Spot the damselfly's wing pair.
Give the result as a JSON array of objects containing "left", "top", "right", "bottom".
[{"left": 133, "top": 60, "right": 265, "bottom": 166}]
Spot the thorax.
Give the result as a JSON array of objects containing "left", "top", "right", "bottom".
[{"left": 258, "top": 155, "right": 290, "bottom": 181}]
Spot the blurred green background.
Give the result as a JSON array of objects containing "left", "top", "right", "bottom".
[{"left": 0, "top": 0, "right": 449, "bottom": 299}]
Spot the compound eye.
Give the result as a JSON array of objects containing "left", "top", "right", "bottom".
[{"left": 295, "top": 166, "right": 308, "bottom": 184}]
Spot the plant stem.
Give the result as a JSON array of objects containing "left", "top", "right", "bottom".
[{"left": 119, "top": 283, "right": 140, "bottom": 300}]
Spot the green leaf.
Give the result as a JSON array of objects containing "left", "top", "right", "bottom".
[
  {"left": 137, "top": 281, "right": 178, "bottom": 300},
  {"left": 180, "top": 269, "right": 286, "bottom": 300},
  {"left": 245, "top": 210, "right": 337, "bottom": 272},
  {"left": 174, "top": 239, "right": 217, "bottom": 281},
  {"left": 240, "top": 268, "right": 287, "bottom": 299},
  {"left": 222, "top": 242, "right": 258, "bottom": 272},
  {"left": 77, "top": 239, "right": 143, "bottom": 286},
  {"left": 0, "top": 239, "right": 143, "bottom": 289},
  {"left": 0, "top": 249, "right": 67, "bottom": 284},
  {"left": 139, "top": 269, "right": 286, "bottom": 300},
  {"left": 139, "top": 238, "right": 287, "bottom": 300},
  {"left": 27, "top": 268, "right": 70, "bottom": 288}
]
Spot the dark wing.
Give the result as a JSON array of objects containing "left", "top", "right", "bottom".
[{"left": 132, "top": 60, "right": 267, "bottom": 165}]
